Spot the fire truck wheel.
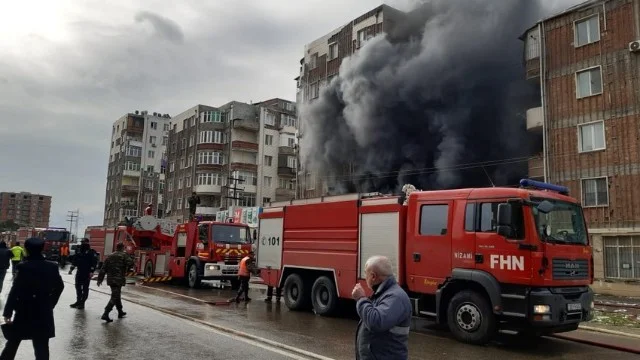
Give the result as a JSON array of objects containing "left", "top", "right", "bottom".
[
  {"left": 187, "top": 262, "right": 202, "bottom": 289},
  {"left": 283, "top": 273, "right": 309, "bottom": 311},
  {"left": 144, "top": 261, "right": 153, "bottom": 278},
  {"left": 447, "top": 290, "right": 496, "bottom": 345},
  {"left": 311, "top": 276, "right": 338, "bottom": 316}
]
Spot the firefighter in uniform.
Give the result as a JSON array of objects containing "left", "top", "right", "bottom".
[
  {"left": 97, "top": 243, "right": 134, "bottom": 322},
  {"left": 234, "top": 251, "right": 255, "bottom": 303}
]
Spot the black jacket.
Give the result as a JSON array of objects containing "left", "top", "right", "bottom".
[
  {"left": 0, "top": 247, "right": 11, "bottom": 269},
  {"left": 71, "top": 248, "right": 98, "bottom": 276},
  {"left": 3, "top": 256, "right": 64, "bottom": 339}
]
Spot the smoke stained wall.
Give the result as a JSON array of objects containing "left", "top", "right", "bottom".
[{"left": 299, "top": 0, "right": 574, "bottom": 194}]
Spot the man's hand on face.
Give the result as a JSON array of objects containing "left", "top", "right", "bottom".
[{"left": 352, "top": 283, "right": 366, "bottom": 300}]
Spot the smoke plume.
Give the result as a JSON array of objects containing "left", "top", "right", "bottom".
[{"left": 300, "top": 0, "right": 560, "bottom": 194}]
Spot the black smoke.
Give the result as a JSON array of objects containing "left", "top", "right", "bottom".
[{"left": 300, "top": 0, "right": 557, "bottom": 194}]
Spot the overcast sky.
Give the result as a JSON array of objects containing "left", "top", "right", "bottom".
[{"left": 0, "top": 0, "right": 580, "bottom": 233}]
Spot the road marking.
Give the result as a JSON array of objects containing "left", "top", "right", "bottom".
[{"left": 64, "top": 279, "right": 335, "bottom": 360}]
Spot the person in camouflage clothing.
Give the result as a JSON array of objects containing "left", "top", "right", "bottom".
[{"left": 97, "top": 243, "right": 134, "bottom": 322}]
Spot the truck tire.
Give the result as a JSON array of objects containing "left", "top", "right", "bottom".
[
  {"left": 144, "top": 261, "right": 153, "bottom": 278},
  {"left": 447, "top": 290, "right": 496, "bottom": 345},
  {"left": 283, "top": 273, "right": 309, "bottom": 311},
  {"left": 311, "top": 276, "right": 338, "bottom": 316},
  {"left": 187, "top": 262, "right": 202, "bottom": 289}
]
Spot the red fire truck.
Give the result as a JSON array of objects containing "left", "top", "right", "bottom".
[
  {"left": 86, "top": 216, "right": 254, "bottom": 288},
  {"left": 17, "top": 227, "right": 71, "bottom": 262},
  {"left": 257, "top": 179, "right": 594, "bottom": 345}
]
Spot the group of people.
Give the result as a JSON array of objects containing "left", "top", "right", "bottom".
[{"left": 0, "top": 237, "right": 134, "bottom": 359}]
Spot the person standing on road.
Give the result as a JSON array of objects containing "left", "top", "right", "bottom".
[
  {"left": 352, "top": 255, "right": 412, "bottom": 360},
  {"left": 97, "top": 242, "right": 134, "bottom": 322},
  {"left": 233, "top": 251, "right": 255, "bottom": 303},
  {"left": 0, "top": 242, "right": 12, "bottom": 293},
  {"left": 68, "top": 239, "right": 98, "bottom": 310},
  {"left": 1, "top": 237, "right": 64, "bottom": 360},
  {"left": 10, "top": 242, "right": 25, "bottom": 276}
]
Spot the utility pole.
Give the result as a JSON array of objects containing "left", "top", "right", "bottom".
[{"left": 67, "top": 210, "right": 79, "bottom": 240}]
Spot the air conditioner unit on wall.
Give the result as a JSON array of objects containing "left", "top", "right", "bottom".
[{"left": 629, "top": 40, "right": 640, "bottom": 52}]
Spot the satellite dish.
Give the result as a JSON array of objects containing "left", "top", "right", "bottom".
[{"left": 137, "top": 216, "right": 158, "bottom": 231}]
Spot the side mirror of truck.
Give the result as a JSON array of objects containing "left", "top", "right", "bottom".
[{"left": 496, "top": 203, "right": 513, "bottom": 238}]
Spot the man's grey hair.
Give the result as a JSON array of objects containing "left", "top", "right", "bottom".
[{"left": 365, "top": 256, "right": 394, "bottom": 277}]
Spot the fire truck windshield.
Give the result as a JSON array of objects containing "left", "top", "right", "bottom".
[
  {"left": 531, "top": 198, "right": 588, "bottom": 245},
  {"left": 41, "top": 230, "right": 69, "bottom": 242},
  {"left": 211, "top": 225, "right": 250, "bottom": 245}
]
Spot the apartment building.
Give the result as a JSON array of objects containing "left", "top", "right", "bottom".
[
  {"left": 522, "top": 0, "right": 640, "bottom": 296},
  {"left": 103, "top": 111, "right": 172, "bottom": 227},
  {"left": 295, "top": 4, "right": 405, "bottom": 198},
  {"left": 164, "top": 99, "right": 297, "bottom": 223},
  {"left": 0, "top": 192, "right": 52, "bottom": 227}
]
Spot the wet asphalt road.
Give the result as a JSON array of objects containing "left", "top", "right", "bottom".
[
  {"left": 106, "top": 279, "right": 640, "bottom": 360},
  {"left": 0, "top": 273, "right": 297, "bottom": 360}
]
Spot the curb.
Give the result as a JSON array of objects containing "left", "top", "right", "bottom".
[
  {"left": 594, "top": 301, "right": 640, "bottom": 310},
  {"left": 578, "top": 325, "right": 640, "bottom": 340},
  {"left": 76, "top": 281, "right": 334, "bottom": 360},
  {"left": 552, "top": 334, "right": 640, "bottom": 354}
]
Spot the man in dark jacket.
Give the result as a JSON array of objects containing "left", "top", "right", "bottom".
[
  {"left": 188, "top": 192, "right": 200, "bottom": 220},
  {"left": 1, "top": 237, "right": 64, "bottom": 360},
  {"left": 0, "top": 242, "right": 12, "bottom": 293},
  {"left": 97, "top": 242, "right": 134, "bottom": 322},
  {"left": 352, "top": 255, "right": 412, "bottom": 360},
  {"left": 68, "top": 239, "right": 98, "bottom": 309}
]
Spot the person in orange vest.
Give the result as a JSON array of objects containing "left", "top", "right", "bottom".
[
  {"left": 233, "top": 251, "right": 255, "bottom": 303},
  {"left": 59, "top": 243, "right": 69, "bottom": 268}
]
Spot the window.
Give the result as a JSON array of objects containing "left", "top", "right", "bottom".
[
  {"left": 146, "top": 165, "right": 154, "bottom": 173},
  {"left": 604, "top": 236, "right": 640, "bottom": 279},
  {"left": 162, "top": 136, "right": 168, "bottom": 146},
  {"left": 149, "top": 136, "right": 156, "bottom": 144},
  {"left": 189, "top": 135, "right": 195, "bottom": 147},
  {"left": 183, "top": 119, "right": 188, "bottom": 129},
  {"left": 234, "top": 171, "right": 257, "bottom": 186},
  {"left": 186, "top": 176, "right": 192, "bottom": 188},
  {"left": 148, "top": 150, "right": 155, "bottom": 158},
  {"left": 197, "top": 151, "right": 224, "bottom": 165},
  {"left": 180, "top": 158, "right": 185, "bottom": 169},
  {"left": 287, "top": 156, "right": 297, "bottom": 169},
  {"left": 478, "top": 202, "right": 525, "bottom": 239},
  {"left": 310, "top": 82, "right": 320, "bottom": 99},
  {"left": 163, "top": 124, "right": 170, "bottom": 131},
  {"left": 263, "top": 197, "right": 271, "bottom": 204},
  {"left": 288, "top": 137, "right": 296, "bottom": 147},
  {"left": 150, "top": 122, "right": 158, "bottom": 130},
  {"left": 124, "top": 161, "right": 141, "bottom": 171},
  {"left": 199, "top": 131, "right": 224, "bottom": 144},
  {"left": 168, "top": 180, "right": 174, "bottom": 191},
  {"left": 159, "top": 180, "right": 165, "bottom": 191},
  {"left": 582, "top": 177, "right": 608, "bottom": 207},
  {"left": 144, "top": 193, "right": 153, "bottom": 204},
  {"left": 578, "top": 121, "right": 605, "bottom": 152},
  {"left": 264, "top": 176, "right": 272, "bottom": 187},
  {"left": 264, "top": 155, "right": 273, "bottom": 166},
  {"left": 178, "top": 179, "right": 183, "bottom": 189},
  {"left": 465, "top": 203, "right": 475, "bottom": 232},
  {"left": 576, "top": 67, "right": 602, "bottom": 98},
  {"left": 575, "top": 15, "right": 600, "bottom": 47},
  {"left": 181, "top": 138, "right": 186, "bottom": 149},
  {"left": 419, "top": 205, "right": 449, "bottom": 235},
  {"left": 202, "top": 111, "right": 222, "bottom": 123},
  {"left": 144, "top": 179, "right": 154, "bottom": 189},
  {"left": 191, "top": 117, "right": 196, "bottom": 126},
  {"left": 265, "top": 112, "right": 276, "bottom": 126},
  {"left": 279, "top": 177, "right": 295, "bottom": 190},
  {"left": 310, "top": 53, "right": 318, "bottom": 68},
  {"left": 126, "top": 146, "right": 142, "bottom": 157},
  {"left": 197, "top": 173, "right": 223, "bottom": 186},
  {"left": 329, "top": 43, "right": 338, "bottom": 60},
  {"left": 265, "top": 134, "right": 273, "bottom": 145},
  {"left": 177, "top": 198, "right": 183, "bottom": 210},
  {"left": 283, "top": 115, "right": 296, "bottom": 127},
  {"left": 170, "top": 161, "right": 175, "bottom": 172},
  {"left": 166, "top": 199, "right": 172, "bottom": 210},
  {"left": 187, "top": 155, "right": 193, "bottom": 167},
  {"left": 238, "top": 193, "right": 256, "bottom": 207}
]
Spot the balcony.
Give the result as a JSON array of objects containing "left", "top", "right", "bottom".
[
  {"left": 195, "top": 206, "right": 218, "bottom": 215},
  {"left": 231, "top": 140, "right": 258, "bottom": 152},
  {"left": 278, "top": 146, "right": 295, "bottom": 155},
  {"left": 528, "top": 155, "right": 544, "bottom": 180},
  {"left": 526, "top": 107, "right": 543, "bottom": 132},
  {"left": 123, "top": 170, "right": 141, "bottom": 177},
  {"left": 121, "top": 185, "right": 139, "bottom": 194},
  {"left": 276, "top": 188, "right": 295, "bottom": 199},
  {"left": 233, "top": 119, "right": 259, "bottom": 132},
  {"left": 278, "top": 166, "right": 296, "bottom": 177},
  {"left": 230, "top": 162, "right": 258, "bottom": 172},
  {"left": 194, "top": 184, "right": 222, "bottom": 194}
]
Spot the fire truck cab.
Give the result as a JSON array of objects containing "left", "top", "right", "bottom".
[{"left": 257, "top": 179, "right": 595, "bottom": 345}]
